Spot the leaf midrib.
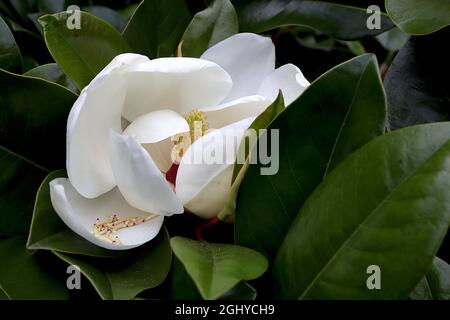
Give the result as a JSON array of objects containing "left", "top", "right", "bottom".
[{"left": 298, "top": 137, "right": 450, "bottom": 299}]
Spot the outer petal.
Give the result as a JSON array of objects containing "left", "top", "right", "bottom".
[
  {"left": 201, "top": 33, "right": 275, "bottom": 103},
  {"left": 176, "top": 117, "right": 255, "bottom": 218},
  {"left": 203, "top": 95, "right": 272, "bottom": 129},
  {"left": 121, "top": 58, "right": 232, "bottom": 121},
  {"left": 67, "top": 74, "right": 126, "bottom": 199},
  {"left": 257, "top": 63, "right": 310, "bottom": 105},
  {"left": 94, "top": 53, "right": 150, "bottom": 80},
  {"left": 108, "top": 130, "right": 183, "bottom": 216},
  {"left": 123, "top": 109, "right": 189, "bottom": 144},
  {"left": 50, "top": 178, "right": 164, "bottom": 250}
]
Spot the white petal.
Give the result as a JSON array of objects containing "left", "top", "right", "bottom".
[
  {"left": 203, "top": 95, "right": 272, "bottom": 129},
  {"left": 257, "top": 63, "right": 310, "bottom": 105},
  {"left": 50, "top": 178, "right": 164, "bottom": 250},
  {"left": 121, "top": 57, "right": 232, "bottom": 121},
  {"left": 108, "top": 130, "right": 183, "bottom": 216},
  {"left": 142, "top": 138, "right": 174, "bottom": 173},
  {"left": 67, "top": 74, "right": 126, "bottom": 199},
  {"left": 94, "top": 53, "right": 150, "bottom": 81},
  {"left": 123, "top": 109, "right": 189, "bottom": 144},
  {"left": 201, "top": 33, "right": 275, "bottom": 102},
  {"left": 175, "top": 117, "right": 255, "bottom": 218}
]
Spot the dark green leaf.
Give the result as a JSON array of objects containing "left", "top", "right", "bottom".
[
  {"left": 25, "top": 63, "right": 77, "bottom": 92},
  {"left": 83, "top": 6, "right": 125, "bottom": 32},
  {"left": 37, "top": 0, "right": 65, "bottom": 13},
  {"left": 233, "top": 0, "right": 394, "bottom": 40},
  {"left": 0, "top": 236, "right": 69, "bottom": 300},
  {"left": 0, "top": 146, "right": 48, "bottom": 235},
  {"left": 0, "top": 69, "right": 77, "bottom": 169},
  {"left": 27, "top": 170, "right": 127, "bottom": 258},
  {"left": 410, "top": 257, "right": 450, "bottom": 300},
  {"left": 40, "top": 11, "right": 131, "bottom": 90},
  {"left": 53, "top": 228, "right": 172, "bottom": 300},
  {"left": 182, "top": 0, "right": 238, "bottom": 58},
  {"left": 171, "top": 237, "right": 267, "bottom": 300},
  {"left": 385, "top": 31, "right": 450, "bottom": 130},
  {"left": 0, "top": 15, "right": 22, "bottom": 72},
  {"left": 235, "top": 54, "right": 387, "bottom": 258},
  {"left": 274, "top": 123, "right": 450, "bottom": 299},
  {"left": 122, "top": 0, "right": 191, "bottom": 58},
  {"left": 386, "top": 0, "right": 450, "bottom": 35},
  {"left": 219, "top": 282, "right": 257, "bottom": 300}
]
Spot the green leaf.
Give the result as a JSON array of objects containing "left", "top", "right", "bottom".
[
  {"left": 170, "top": 256, "right": 258, "bottom": 300},
  {"left": 375, "top": 27, "right": 409, "bottom": 52},
  {"left": 181, "top": 0, "right": 238, "bottom": 58},
  {"left": 83, "top": 6, "right": 126, "bottom": 32},
  {"left": 40, "top": 11, "right": 131, "bottom": 90},
  {"left": 122, "top": 0, "right": 191, "bottom": 58},
  {"left": 410, "top": 257, "right": 450, "bottom": 300},
  {"left": 235, "top": 54, "right": 387, "bottom": 258},
  {"left": 25, "top": 63, "right": 77, "bottom": 92},
  {"left": 274, "top": 123, "right": 450, "bottom": 299},
  {"left": 53, "top": 228, "right": 172, "bottom": 300},
  {"left": 217, "top": 92, "right": 285, "bottom": 222},
  {"left": 0, "top": 15, "right": 22, "bottom": 72},
  {"left": 37, "top": 0, "right": 65, "bottom": 13},
  {"left": 0, "top": 146, "right": 48, "bottom": 235},
  {"left": 0, "top": 69, "right": 76, "bottom": 170},
  {"left": 0, "top": 236, "right": 69, "bottom": 300},
  {"left": 27, "top": 170, "right": 127, "bottom": 258},
  {"left": 170, "top": 237, "right": 268, "bottom": 300},
  {"left": 385, "top": 31, "right": 450, "bottom": 130},
  {"left": 386, "top": 0, "right": 450, "bottom": 35},
  {"left": 219, "top": 282, "right": 257, "bottom": 300},
  {"left": 233, "top": 0, "right": 394, "bottom": 40}
]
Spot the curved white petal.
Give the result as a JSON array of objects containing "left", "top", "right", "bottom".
[
  {"left": 201, "top": 33, "right": 275, "bottom": 103},
  {"left": 203, "top": 95, "right": 272, "bottom": 129},
  {"left": 67, "top": 74, "right": 126, "bottom": 199},
  {"left": 108, "top": 130, "right": 183, "bottom": 216},
  {"left": 94, "top": 53, "right": 150, "bottom": 81},
  {"left": 143, "top": 138, "right": 174, "bottom": 173},
  {"left": 121, "top": 57, "right": 232, "bottom": 121},
  {"left": 123, "top": 109, "right": 189, "bottom": 144},
  {"left": 176, "top": 117, "right": 255, "bottom": 218},
  {"left": 50, "top": 178, "right": 164, "bottom": 250},
  {"left": 257, "top": 63, "right": 310, "bottom": 105}
]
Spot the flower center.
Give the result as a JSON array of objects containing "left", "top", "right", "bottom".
[
  {"left": 92, "top": 213, "right": 158, "bottom": 245},
  {"left": 171, "top": 110, "right": 209, "bottom": 164}
]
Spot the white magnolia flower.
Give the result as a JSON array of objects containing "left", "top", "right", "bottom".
[{"left": 49, "top": 33, "right": 309, "bottom": 250}]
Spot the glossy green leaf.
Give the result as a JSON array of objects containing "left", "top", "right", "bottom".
[
  {"left": 274, "top": 123, "right": 450, "bottom": 299},
  {"left": 0, "top": 15, "right": 22, "bottom": 72},
  {"left": 233, "top": 0, "right": 394, "bottom": 40},
  {"left": 171, "top": 237, "right": 268, "bottom": 300},
  {"left": 385, "top": 31, "right": 450, "bottom": 130},
  {"left": 122, "top": 0, "right": 191, "bottom": 58},
  {"left": 83, "top": 6, "right": 126, "bottom": 32},
  {"left": 0, "top": 146, "right": 48, "bottom": 235},
  {"left": 235, "top": 54, "right": 387, "bottom": 258},
  {"left": 25, "top": 63, "right": 77, "bottom": 92},
  {"left": 53, "top": 229, "right": 172, "bottom": 300},
  {"left": 40, "top": 11, "right": 131, "bottom": 90},
  {"left": 410, "top": 257, "right": 450, "bottom": 300},
  {"left": 27, "top": 170, "right": 127, "bottom": 258},
  {"left": 182, "top": 0, "right": 238, "bottom": 58},
  {"left": 170, "top": 255, "right": 258, "bottom": 300},
  {"left": 0, "top": 236, "right": 69, "bottom": 300},
  {"left": 386, "top": 0, "right": 450, "bottom": 35},
  {"left": 0, "top": 69, "right": 76, "bottom": 169}
]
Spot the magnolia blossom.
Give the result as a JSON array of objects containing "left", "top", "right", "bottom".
[{"left": 49, "top": 33, "right": 309, "bottom": 250}]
